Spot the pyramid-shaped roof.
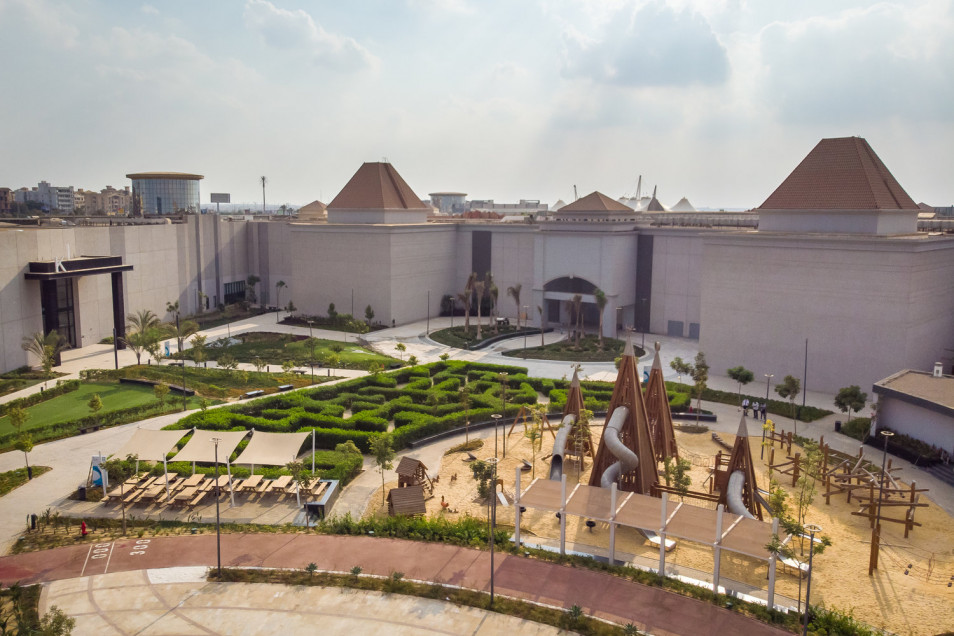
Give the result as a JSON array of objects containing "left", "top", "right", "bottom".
[
  {"left": 589, "top": 337, "right": 658, "bottom": 495},
  {"left": 329, "top": 162, "right": 428, "bottom": 210},
  {"left": 671, "top": 197, "right": 695, "bottom": 212},
  {"left": 562, "top": 369, "right": 594, "bottom": 459},
  {"left": 718, "top": 415, "right": 763, "bottom": 520},
  {"left": 644, "top": 342, "right": 678, "bottom": 462},
  {"left": 558, "top": 191, "right": 634, "bottom": 213},
  {"left": 759, "top": 137, "right": 918, "bottom": 211}
]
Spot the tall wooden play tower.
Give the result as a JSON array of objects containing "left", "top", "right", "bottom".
[
  {"left": 588, "top": 338, "right": 658, "bottom": 495},
  {"left": 562, "top": 368, "right": 593, "bottom": 460},
  {"left": 716, "top": 415, "right": 764, "bottom": 520},
  {"left": 643, "top": 341, "right": 679, "bottom": 463}
]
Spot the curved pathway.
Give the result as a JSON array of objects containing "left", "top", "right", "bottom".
[{"left": 2, "top": 534, "right": 790, "bottom": 636}]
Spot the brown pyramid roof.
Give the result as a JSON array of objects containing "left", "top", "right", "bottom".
[
  {"left": 329, "top": 162, "right": 428, "bottom": 210},
  {"left": 559, "top": 191, "right": 634, "bottom": 213},
  {"left": 644, "top": 342, "right": 678, "bottom": 462},
  {"left": 718, "top": 415, "right": 763, "bottom": 520},
  {"left": 759, "top": 137, "right": 918, "bottom": 211},
  {"left": 589, "top": 336, "right": 658, "bottom": 495},
  {"left": 387, "top": 485, "right": 426, "bottom": 516}
]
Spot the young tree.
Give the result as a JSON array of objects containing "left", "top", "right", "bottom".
[
  {"left": 275, "top": 280, "right": 286, "bottom": 311},
  {"left": 285, "top": 459, "right": 311, "bottom": 507},
  {"left": 326, "top": 352, "right": 340, "bottom": 375},
  {"left": 690, "top": 352, "right": 709, "bottom": 426},
  {"left": 459, "top": 385, "right": 472, "bottom": 443},
  {"left": 506, "top": 284, "right": 522, "bottom": 329},
  {"left": 190, "top": 334, "right": 207, "bottom": 368},
  {"left": 88, "top": 393, "right": 103, "bottom": 428},
  {"left": 469, "top": 459, "right": 496, "bottom": 500},
  {"left": 486, "top": 273, "right": 499, "bottom": 334},
  {"left": 593, "top": 288, "right": 608, "bottom": 349},
  {"left": 21, "top": 331, "right": 67, "bottom": 377},
  {"left": 14, "top": 435, "right": 34, "bottom": 480},
  {"left": 571, "top": 408, "right": 594, "bottom": 477},
  {"left": 525, "top": 405, "right": 546, "bottom": 479},
  {"left": 365, "top": 305, "right": 375, "bottom": 326},
  {"left": 218, "top": 353, "right": 238, "bottom": 371},
  {"left": 670, "top": 356, "right": 692, "bottom": 384},
  {"left": 727, "top": 366, "right": 755, "bottom": 405},
  {"left": 153, "top": 383, "right": 170, "bottom": 408},
  {"left": 662, "top": 456, "right": 692, "bottom": 499},
  {"left": 245, "top": 275, "right": 261, "bottom": 308},
  {"left": 370, "top": 434, "right": 395, "bottom": 506},
  {"left": 473, "top": 278, "right": 486, "bottom": 339},
  {"left": 834, "top": 385, "right": 868, "bottom": 426},
  {"left": 169, "top": 319, "right": 198, "bottom": 354},
  {"left": 775, "top": 375, "right": 802, "bottom": 436},
  {"left": 285, "top": 300, "right": 297, "bottom": 317},
  {"left": 394, "top": 343, "right": 406, "bottom": 361},
  {"left": 570, "top": 294, "right": 584, "bottom": 348}
]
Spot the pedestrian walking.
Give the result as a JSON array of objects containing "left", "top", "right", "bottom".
[
  {"left": 742, "top": 398, "right": 750, "bottom": 416},
  {"left": 760, "top": 403, "right": 767, "bottom": 421},
  {"left": 752, "top": 401, "right": 760, "bottom": 420}
]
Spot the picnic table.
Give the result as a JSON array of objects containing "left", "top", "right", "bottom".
[
  {"left": 180, "top": 473, "right": 206, "bottom": 488},
  {"left": 265, "top": 475, "right": 293, "bottom": 493},
  {"left": 137, "top": 485, "right": 165, "bottom": 503},
  {"left": 172, "top": 486, "right": 198, "bottom": 505},
  {"left": 308, "top": 479, "right": 328, "bottom": 498},
  {"left": 204, "top": 475, "right": 231, "bottom": 492},
  {"left": 242, "top": 474, "right": 264, "bottom": 492}
]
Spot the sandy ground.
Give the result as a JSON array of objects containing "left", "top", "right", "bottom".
[{"left": 367, "top": 423, "right": 954, "bottom": 636}]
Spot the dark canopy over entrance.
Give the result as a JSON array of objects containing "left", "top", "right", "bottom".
[{"left": 25, "top": 256, "right": 133, "bottom": 349}]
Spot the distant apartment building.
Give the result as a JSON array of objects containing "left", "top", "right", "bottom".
[
  {"left": 14, "top": 181, "right": 75, "bottom": 214},
  {"left": 469, "top": 199, "right": 548, "bottom": 215},
  {"left": 429, "top": 192, "right": 468, "bottom": 214},
  {"left": 76, "top": 186, "right": 132, "bottom": 215},
  {"left": 0, "top": 188, "right": 13, "bottom": 214}
]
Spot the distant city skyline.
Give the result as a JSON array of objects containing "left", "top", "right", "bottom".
[{"left": 2, "top": 0, "right": 951, "bottom": 209}]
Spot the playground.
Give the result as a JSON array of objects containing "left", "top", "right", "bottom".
[{"left": 367, "top": 346, "right": 954, "bottom": 636}]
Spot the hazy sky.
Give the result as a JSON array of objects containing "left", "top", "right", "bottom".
[{"left": 2, "top": 0, "right": 952, "bottom": 209}]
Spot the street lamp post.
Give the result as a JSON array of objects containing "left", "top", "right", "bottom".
[
  {"left": 177, "top": 313, "right": 186, "bottom": 412},
  {"left": 212, "top": 437, "right": 222, "bottom": 577},
  {"left": 307, "top": 320, "right": 315, "bottom": 384},
  {"left": 499, "top": 373, "right": 508, "bottom": 458},
  {"left": 426, "top": 290, "right": 430, "bottom": 335},
  {"left": 761, "top": 372, "right": 772, "bottom": 459},
  {"left": 802, "top": 523, "right": 822, "bottom": 636},
  {"left": 487, "top": 456, "right": 499, "bottom": 607},
  {"left": 491, "top": 414, "right": 502, "bottom": 464}
]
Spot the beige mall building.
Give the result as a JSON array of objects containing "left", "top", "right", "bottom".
[{"left": 1, "top": 137, "right": 952, "bottom": 395}]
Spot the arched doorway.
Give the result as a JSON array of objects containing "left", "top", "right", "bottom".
[{"left": 542, "top": 276, "right": 602, "bottom": 332}]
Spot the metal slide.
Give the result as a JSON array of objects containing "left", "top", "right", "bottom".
[
  {"left": 726, "top": 470, "right": 757, "bottom": 520},
  {"left": 598, "top": 407, "right": 634, "bottom": 489},
  {"left": 548, "top": 414, "right": 576, "bottom": 480}
]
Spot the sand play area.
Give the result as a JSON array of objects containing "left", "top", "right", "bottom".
[{"left": 368, "top": 422, "right": 954, "bottom": 635}]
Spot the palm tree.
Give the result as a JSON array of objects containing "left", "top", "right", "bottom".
[
  {"left": 128, "top": 309, "right": 161, "bottom": 334},
  {"left": 275, "top": 280, "right": 286, "bottom": 312},
  {"left": 593, "top": 288, "right": 607, "bottom": 349},
  {"left": 570, "top": 294, "right": 583, "bottom": 349},
  {"left": 169, "top": 319, "right": 198, "bottom": 354},
  {"left": 21, "top": 331, "right": 67, "bottom": 377},
  {"left": 473, "top": 278, "right": 486, "bottom": 339},
  {"left": 123, "top": 310, "right": 162, "bottom": 365},
  {"left": 486, "top": 275, "right": 499, "bottom": 334},
  {"left": 507, "top": 284, "right": 522, "bottom": 329},
  {"left": 260, "top": 175, "right": 267, "bottom": 214},
  {"left": 456, "top": 292, "right": 472, "bottom": 334}
]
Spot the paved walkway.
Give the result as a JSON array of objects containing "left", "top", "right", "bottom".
[
  {"left": 42, "top": 569, "right": 565, "bottom": 636},
  {"left": 3, "top": 534, "right": 790, "bottom": 636}
]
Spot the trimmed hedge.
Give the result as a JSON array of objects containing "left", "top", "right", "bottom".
[{"left": 0, "top": 379, "right": 81, "bottom": 417}]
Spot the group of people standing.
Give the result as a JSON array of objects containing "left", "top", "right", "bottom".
[{"left": 741, "top": 398, "right": 767, "bottom": 421}]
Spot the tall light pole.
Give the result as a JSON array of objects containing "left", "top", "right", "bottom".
[
  {"left": 212, "top": 437, "right": 222, "bottom": 577},
  {"left": 499, "top": 373, "right": 508, "bottom": 458},
  {"left": 307, "top": 320, "right": 315, "bottom": 384},
  {"left": 487, "top": 456, "right": 499, "bottom": 607},
  {"left": 761, "top": 372, "right": 773, "bottom": 458},
  {"left": 869, "top": 430, "right": 895, "bottom": 575},
  {"left": 426, "top": 290, "right": 430, "bottom": 335},
  {"left": 802, "top": 523, "right": 822, "bottom": 636},
  {"left": 177, "top": 312, "right": 186, "bottom": 412}
]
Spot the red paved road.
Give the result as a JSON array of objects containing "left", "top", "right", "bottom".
[{"left": 0, "top": 534, "right": 790, "bottom": 636}]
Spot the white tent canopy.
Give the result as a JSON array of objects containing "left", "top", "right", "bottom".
[
  {"left": 112, "top": 428, "right": 188, "bottom": 462},
  {"left": 170, "top": 429, "right": 248, "bottom": 463},
  {"left": 233, "top": 431, "right": 310, "bottom": 467}
]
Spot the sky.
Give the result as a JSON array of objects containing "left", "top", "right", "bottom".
[{"left": 1, "top": 0, "right": 952, "bottom": 210}]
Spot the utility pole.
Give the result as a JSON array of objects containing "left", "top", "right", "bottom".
[{"left": 260, "top": 176, "right": 267, "bottom": 214}]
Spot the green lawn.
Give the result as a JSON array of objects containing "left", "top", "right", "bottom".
[
  {"left": 0, "top": 368, "right": 65, "bottom": 399},
  {"left": 181, "top": 331, "right": 396, "bottom": 370},
  {"left": 0, "top": 382, "right": 167, "bottom": 436},
  {"left": 502, "top": 335, "right": 643, "bottom": 362},
  {"left": 429, "top": 325, "right": 535, "bottom": 349}
]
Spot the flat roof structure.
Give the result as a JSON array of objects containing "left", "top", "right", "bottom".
[
  {"left": 125, "top": 172, "right": 204, "bottom": 180},
  {"left": 874, "top": 369, "right": 954, "bottom": 417}
]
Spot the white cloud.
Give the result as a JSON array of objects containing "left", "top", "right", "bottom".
[
  {"left": 407, "top": 0, "right": 474, "bottom": 15},
  {"left": 758, "top": 3, "right": 954, "bottom": 124},
  {"left": 243, "top": 0, "right": 378, "bottom": 71},
  {"left": 0, "top": 0, "right": 79, "bottom": 47},
  {"left": 141, "top": 4, "right": 158, "bottom": 15},
  {"left": 561, "top": 1, "right": 729, "bottom": 87}
]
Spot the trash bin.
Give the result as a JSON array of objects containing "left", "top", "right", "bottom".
[
  {"left": 835, "top": 421, "right": 842, "bottom": 432},
  {"left": 77, "top": 485, "right": 87, "bottom": 500}
]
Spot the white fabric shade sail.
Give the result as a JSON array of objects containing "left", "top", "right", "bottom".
[
  {"left": 112, "top": 429, "right": 189, "bottom": 462},
  {"left": 169, "top": 429, "right": 248, "bottom": 463},
  {"left": 233, "top": 430, "right": 310, "bottom": 467}
]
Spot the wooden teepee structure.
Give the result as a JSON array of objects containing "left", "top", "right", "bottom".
[
  {"left": 563, "top": 368, "right": 593, "bottom": 460},
  {"left": 588, "top": 338, "right": 658, "bottom": 495},
  {"left": 643, "top": 341, "right": 679, "bottom": 462},
  {"left": 717, "top": 414, "right": 764, "bottom": 520}
]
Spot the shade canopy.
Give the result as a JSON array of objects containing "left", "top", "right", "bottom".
[
  {"left": 169, "top": 429, "right": 248, "bottom": 464},
  {"left": 112, "top": 428, "right": 189, "bottom": 462},
  {"left": 232, "top": 431, "right": 310, "bottom": 466}
]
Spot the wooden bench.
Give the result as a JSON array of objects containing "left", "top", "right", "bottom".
[
  {"left": 278, "top": 384, "right": 294, "bottom": 392},
  {"left": 243, "top": 390, "right": 265, "bottom": 399}
]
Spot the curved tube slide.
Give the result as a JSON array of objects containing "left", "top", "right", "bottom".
[
  {"left": 727, "top": 470, "right": 756, "bottom": 520},
  {"left": 548, "top": 414, "right": 576, "bottom": 481},
  {"left": 599, "top": 406, "right": 635, "bottom": 489}
]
